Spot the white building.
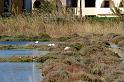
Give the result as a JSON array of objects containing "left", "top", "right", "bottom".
[{"left": 60, "top": 0, "right": 124, "bottom": 17}]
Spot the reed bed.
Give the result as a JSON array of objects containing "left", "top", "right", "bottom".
[{"left": 0, "top": 15, "right": 124, "bottom": 38}]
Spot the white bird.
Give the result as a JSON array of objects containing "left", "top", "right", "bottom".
[
  {"left": 35, "top": 41, "right": 39, "bottom": 44},
  {"left": 48, "top": 43, "right": 55, "bottom": 47},
  {"left": 64, "top": 47, "right": 70, "bottom": 51},
  {"left": 48, "top": 44, "right": 52, "bottom": 46},
  {"left": 51, "top": 43, "right": 55, "bottom": 47}
]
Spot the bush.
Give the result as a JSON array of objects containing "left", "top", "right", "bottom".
[{"left": 34, "top": 0, "right": 56, "bottom": 14}]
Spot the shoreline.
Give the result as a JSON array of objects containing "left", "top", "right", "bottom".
[{"left": 0, "top": 55, "right": 45, "bottom": 62}]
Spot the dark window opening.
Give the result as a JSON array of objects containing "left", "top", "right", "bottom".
[
  {"left": 72, "top": 0, "right": 77, "bottom": 7},
  {"left": 85, "top": 0, "right": 96, "bottom": 7},
  {"left": 101, "top": 1, "right": 110, "bottom": 8},
  {"left": 66, "top": 0, "right": 77, "bottom": 7},
  {"left": 119, "top": 2, "right": 123, "bottom": 7},
  {"left": 34, "top": 1, "right": 41, "bottom": 8}
]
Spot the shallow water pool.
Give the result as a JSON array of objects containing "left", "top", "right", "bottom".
[
  {"left": 0, "top": 62, "right": 42, "bottom": 82},
  {"left": 0, "top": 49, "right": 48, "bottom": 57}
]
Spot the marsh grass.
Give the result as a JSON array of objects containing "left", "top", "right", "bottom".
[{"left": 0, "top": 15, "right": 124, "bottom": 38}]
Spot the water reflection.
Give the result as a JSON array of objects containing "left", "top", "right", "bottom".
[
  {"left": 0, "top": 62, "right": 42, "bottom": 82},
  {"left": 0, "top": 41, "right": 47, "bottom": 82}
]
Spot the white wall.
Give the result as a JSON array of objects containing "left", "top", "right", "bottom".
[{"left": 78, "top": 0, "right": 124, "bottom": 16}]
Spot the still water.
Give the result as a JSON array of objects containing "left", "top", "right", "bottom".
[
  {"left": 0, "top": 49, "right": 47, "bottom": 82},
  {"left": 0, "top": 62, "right": 42, "bottom": 82},
  {"left": 0, "top": 41, "right": 50, "bottom": 45},
  {"left": 0, "top": 41, "right": 47, "bottom": 82},
  {"left": 0, "top": 49, "right": 48, "bottom": 57}
]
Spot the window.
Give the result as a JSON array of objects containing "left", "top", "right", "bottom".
[
  {"left": 101, "top": 0, "right": 110, "bottom": 8},
  {"left": 85, "top": 0, "right": 96, "bottom": 7},
  {"left": 72, "top": 0, "right": 77, "bottom": 7},
  {"left": 66, "top": 0, "right": 77, "bottom": 7}
]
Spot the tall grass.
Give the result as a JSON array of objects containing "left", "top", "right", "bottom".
[{"left": 0, "top": 15, "right": 124, "bottom": 38}]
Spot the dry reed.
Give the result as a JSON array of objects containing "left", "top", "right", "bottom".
[{"left": 0, "top": 15, "right": 124, "bottom": 37}]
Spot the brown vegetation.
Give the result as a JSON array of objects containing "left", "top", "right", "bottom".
[
  {"left": 0, "top": 15, "right": 124, "bottom": 38},
  {"left": 40, "top": 34, "right": 124, "bottom": 82}
]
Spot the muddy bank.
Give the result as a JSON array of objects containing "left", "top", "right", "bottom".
[
  {"left": 40, "top": 33, "right": 124, "bottom": 82},
  {"left": 0, "top": 44, "right": 52, "bottom": 50},
  {"left": 0, "top": 44, "right": 16, "bottom": 50},
  {"left": 0, "top": 55, "right": 46, "bottom": 62}
]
